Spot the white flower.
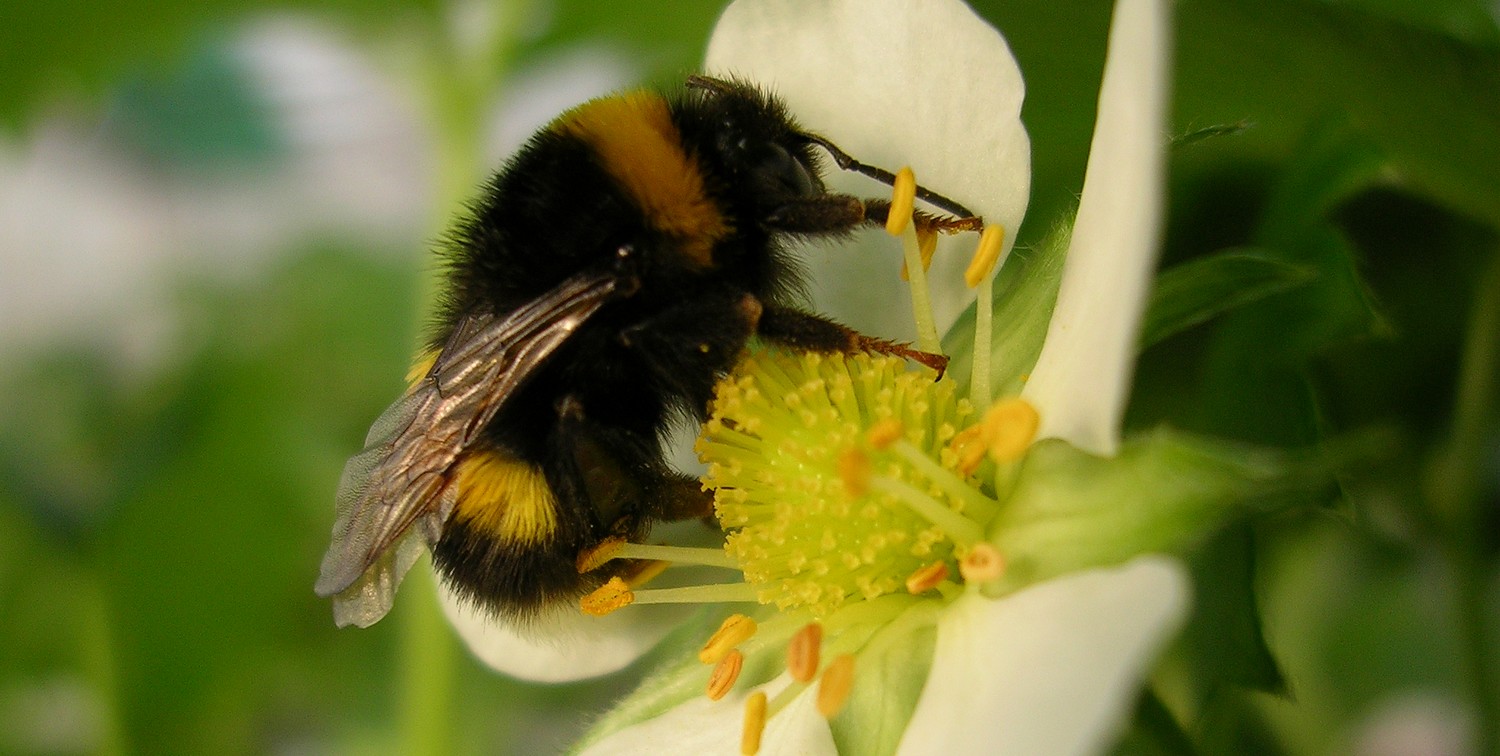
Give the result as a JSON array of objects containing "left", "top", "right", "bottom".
[{"left": 572, "top": 0, "right": 1193, "bottom": 754}]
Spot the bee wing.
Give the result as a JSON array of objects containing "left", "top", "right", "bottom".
[{"left": 315, "top": 268, "right": 623, "bottom": 628}]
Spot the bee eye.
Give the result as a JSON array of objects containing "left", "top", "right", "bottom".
[{"left": 746, "top": 141, "right": 815, "bottom": 203}]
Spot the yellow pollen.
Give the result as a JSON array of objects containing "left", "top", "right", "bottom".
[
  {"left": 949, "top": 425, "right": 988, "bottom": 476},
  {"left": 576, "top": 536, "right": 625, "bottom": 573},
  {"left": 964, "top": 224, "right": 1007, "bottom": 287},
  {"left": 886, "top": 167, "right": 917, "bottom": 236},
  {"left": 707, "top": 649, "right": 744, "bottom": 701},
  {"left": 838, "top": 449, "right": 872, "bottom": 498},
  {"left": 981, "top": 398, "right": 1040, "bottom": 462},
  {"left": 742, "top": 691, "right": 768, "bottom": 755},
  {"left": 867, "top": 419, "right": 905, "bottom": 449},
  {"left": 579, "top": 577, "right": 633, "bottom": 616},
  {"left": 787, "top": 623, "right": 824, "bottom": 683},
  {"left": 960, "top": 542, "right": 1006, "bottom": 583},
  {"left": 816, "top": 654, "right": 856, "bottom": 718},
  {"left": 904, "top": 560, "right": 950, "bottom": 594},
  {"left": 624, "top": 558, "right": 670, "bottom": 588},
  {"left": 700, "top": 614, "right": 758, "bottom": 664}
]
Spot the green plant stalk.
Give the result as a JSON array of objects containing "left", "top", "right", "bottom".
[
  {"left": 1430, "top": 250, "right": 1500, "bottom": 756},
  {"left": 397, "top": 3, "right": 531, "bottom": 751},
  {"left": 399, "top": 563, "right": 456, "bottom": 756},
  {"left": 79, "top": 570, "right": 126, "bottom": 756}
]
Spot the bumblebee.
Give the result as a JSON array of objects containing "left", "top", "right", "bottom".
[{"left": 315, "top": 75, "right": 979, "bottom": 628}]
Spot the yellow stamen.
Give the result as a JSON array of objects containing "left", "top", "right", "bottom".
[
  {"left": 919, "top": 228, "right": 939, "bottom": 269},
  {"left": 981, "top": 398, "right": 1040, "bottom": 462},
  {"left": 898, "top": 229, "right": 939, "bottom": 281},
  {"left": 742, "top": 691, "right": 768, "bottom": 755},
  {"left": 885, "top": 167, "right": 917, "bottom": 236},
  {"left": 576, "top": 536, "right": 625, "bottom": 573},
  {"left": 963, "top": 224, "right": 1007, "bottom": 287},
  {"left": 866, "top": 419, "right": 905, "bottom": 450},
  {"left": 707, "top": 649, "right": 744, "bottom": 701},
  {"left": 816, "top": 654, "right": 856, "bottom": 718},
  {"left": 624, "top": 559, "right": 670, "bottom": 588},
  {"left": 960, "top": 542, "right": 1006, "bottom": 583},
  {"left": 700, "top": 614, "right": 758, "bottom": 664},
  {"left": 787, "top": 623, "right": 823, "bottom": 683},
  {"left": 904, "top": 561, "right": 949, "bottom": 594},
  {"left": 579, "top": 577, "right": 633, "bottom": 616},
  {"left": 838, "top": 448, "right": 871, "bottom": 498},
  {"left": 949, "top": 425, "right": 988, "bottom": 476}
]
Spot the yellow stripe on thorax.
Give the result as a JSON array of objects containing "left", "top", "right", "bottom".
[
  {"left": 557, "top": 91, "right": 729, "bottom": 267},
  {"left": 451, "top": 452, "right": 559, "bottom": 546}
]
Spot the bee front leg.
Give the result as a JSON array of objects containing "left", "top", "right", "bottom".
[
  {"left": 765, "top": 196, "right": 981, "bottom": 236},
  {"left": 756, "top": 304, "right": 949, "bottom": 375}
]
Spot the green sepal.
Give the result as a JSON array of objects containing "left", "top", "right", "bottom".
[
  {"left": 826, "top": 610, "right": 938, "bottom": 756},
  {"left": 985, "top": 428, "right": 1331, "bottom": 596}
]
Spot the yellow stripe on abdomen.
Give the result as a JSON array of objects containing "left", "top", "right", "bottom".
[{"left": 451, "top": 452, "right": 559, "bottom": 546}]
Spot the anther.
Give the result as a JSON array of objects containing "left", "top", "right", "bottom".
[
  {"left": 981, "top": 398, "right": 1040, "bottom": 462},
  {"left": 623, "top": 558, "right": 670, "bottom": 588},
  {"left": 742, "top": 691, "right": 768, "bottom": 755},
  {"left": 964, "top": 224, "right": 1007, "bottom": 287},
  {"left": 816, "top": 654, "right": 856, "bottom": 718},
  {"left": 579, "top": 577, "right": 633, "bottom": 616},
  {"left": 886, "top": 167, "right": 917, "bottom": 236},
  {"left": 700, "top": 614, "right": 758, "bottom": 664},
  {"left": 867, "top": 419, "right": 905, "bottom": 450},
  {"left": 905, "top": 561, "right": 950, "bottom": 594},
  {"left": 949, "top": 425, "right": 988, "bottom": 476},
  {"left": 576, "top": 536, "right": 625, "bottom": 573},
  {"left": 707, "top": 649, "right": 744, "bottom": 701},
  {"left": 959, "top": 542, "right": 1006, "bottom": 583},
  {"left": 838, "top": 449, "right": 871, "bottom": 498},
  {"left": 787, "top": 623, "right": 823, "bottom": 683}
]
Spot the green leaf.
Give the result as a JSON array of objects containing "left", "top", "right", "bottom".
[
  {"left": 1111, "top": 688, "right": 1200, "bottom": 756},
  {"left": 1183, "top": 527, "right": 1286, "bottom": 697},
  {"left": 1140, "top": 249, "right": 1316, "bottom": 349},
  {"left": 1178, "top": 0, "right": 1500, "bottom": 228}
]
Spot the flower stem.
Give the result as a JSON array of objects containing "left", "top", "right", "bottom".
[
  {"left": 1427, "top": 250, "right": 1500, "bottom": 755},
  {"left": 399, "top": 563, "right": 455, "bottom": 756}
]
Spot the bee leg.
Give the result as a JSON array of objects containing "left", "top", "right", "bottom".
[
  {"left": 654, "top": 473, "right": 716, "bottom": 523},
  {"left": 757, "top": 304, "right": 949, "bottom": 376},
  {"left": 765, "top": 196, "right": 981, "bottom": 236},
  {"left": 548, "top": 396, "right": 655, "bottom": 542}
]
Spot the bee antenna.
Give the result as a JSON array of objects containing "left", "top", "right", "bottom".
[{"left": 799, "top": 133, "right": 978, "bottom": 220}]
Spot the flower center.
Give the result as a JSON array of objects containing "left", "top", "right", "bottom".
[{"left": 698, "top": 349, "right": 983, "bottom": 617}]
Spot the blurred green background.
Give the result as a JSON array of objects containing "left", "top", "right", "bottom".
[{"left": 1, "top": 0, "right": 1497, "bottom": 754}]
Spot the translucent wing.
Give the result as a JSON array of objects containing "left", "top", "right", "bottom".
[{"left": 315, "top": 269, "right": 622, "bottom": 628}]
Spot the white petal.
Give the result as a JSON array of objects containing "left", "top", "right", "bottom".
[
  {"left": 896, "top": 556, "right": 1189, "bottom": 756},
  {"left": 579, "top": 674, "right": 837, "bottom": 756},
  {"left": 438, "top": 581, "right": 689, "bottom": 683},
  {"left": 1021, "top": 0, "right": 1170, "bottom": 457},
  {"left": 705, "top": 0, "right": 1031, "bottom": 335}
]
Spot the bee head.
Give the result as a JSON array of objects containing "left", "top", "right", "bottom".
[{"left": 685, "top": 76, "right": 826, "bottom": 209}]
